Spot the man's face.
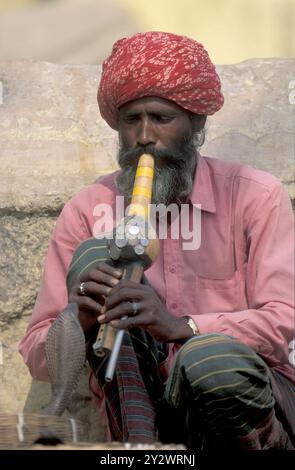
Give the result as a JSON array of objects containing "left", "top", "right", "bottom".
[{"left": 116, "top": 97, "right": 204, "bottom": 206}]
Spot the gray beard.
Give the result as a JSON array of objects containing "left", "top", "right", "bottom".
[{"left": 116, "top": 135, "right": 198, "bottom": 206}]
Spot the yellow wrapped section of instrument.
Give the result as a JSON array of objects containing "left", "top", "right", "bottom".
[{"left": 128, "top": 154, "right": 155, "bottom": 219}]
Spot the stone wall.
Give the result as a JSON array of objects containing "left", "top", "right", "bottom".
[{"left": 0, "top": 59, "right": 294, "bottom": 441}]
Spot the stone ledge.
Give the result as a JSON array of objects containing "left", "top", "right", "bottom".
[{"left": 0, "top": 59, "right": 294, "bottom": 213}]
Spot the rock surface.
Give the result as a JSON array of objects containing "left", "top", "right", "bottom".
[
  {"left": 0, "top": 59, "right": 294, "bottom": 442},
  {"left": 0, "top": 59, "right": 294, "bottom": 215}
]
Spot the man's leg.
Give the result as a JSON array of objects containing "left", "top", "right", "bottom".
[{"left": 161, "top": 333, "right": 293, "bottom": 450}]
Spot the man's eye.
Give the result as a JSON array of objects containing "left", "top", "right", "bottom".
[
  {"left": 123, "top": 115, "right": 139, "bottom": 122},
  {"left": 153, "top": 115, "right": 173, "bottom": 123}
]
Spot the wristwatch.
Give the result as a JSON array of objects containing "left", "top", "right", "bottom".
[{"left": 186, "top": 316, "right": 199, "bottom": 336}]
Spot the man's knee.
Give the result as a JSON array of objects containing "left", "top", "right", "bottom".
[{"left": 168, "top": 333, "right": 273, "bottom": 408}]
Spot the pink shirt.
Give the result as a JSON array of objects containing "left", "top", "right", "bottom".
[{"left": 19, "top": 156, "right": 295, "bottom": 392}]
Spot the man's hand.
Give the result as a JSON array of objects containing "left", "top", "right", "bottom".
[
  {"left": 68, "top": 262, "right": 122, "bottom": 332},
  {"left": 97, "top": 280, "right": 195, "bottom": 343}
]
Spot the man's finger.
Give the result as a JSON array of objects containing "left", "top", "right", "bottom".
[
  {"left": 75, "top": 295, "right": 102, "bottom": 314},
  {"left": 105, "top": 279, "right": 149, "bottom": 301},
  {"left": 79, "top": 263, "right": 122, "bottom": 287},
  {"left": 96, "top": 262, "right": 122, "bottom": 278},
  {"left": 110, "top": 316, "right": 140, "bottom": 331},
  {"left": 77, "top": 280, "right": 112, "bottom": 298},
  {"left": 104, "top": 286, "right": 145, "bottom": 310},
  {"left": 98, "top": 301, "right": 136, "bottom": 322}
]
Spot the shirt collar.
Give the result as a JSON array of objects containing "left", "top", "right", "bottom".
[{"left": 188, "top": 154, "right": 216, "bottom": 213}]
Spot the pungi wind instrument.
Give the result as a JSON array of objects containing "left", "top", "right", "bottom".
[{"left": 92, "top": 153, "right": 159, "bottom": 381}]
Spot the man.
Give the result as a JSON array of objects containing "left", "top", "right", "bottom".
[{"left": 19, "top": 32, "right": 294, "bottom": 450}]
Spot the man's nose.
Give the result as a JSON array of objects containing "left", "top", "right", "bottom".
[{"left": 136, "top": 118, "right": 157, "bottom": 146}]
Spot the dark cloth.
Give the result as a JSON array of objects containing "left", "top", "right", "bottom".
[
  {"left": 159, "top": 334, "right": 294, "bottom": 450},
  {"left": 269, "top": 369, "right": 295, "bottom": 448}
]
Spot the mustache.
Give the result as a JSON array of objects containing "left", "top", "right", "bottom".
[{"left": 118, "top": 141, "right": 194, "bottom": 171}]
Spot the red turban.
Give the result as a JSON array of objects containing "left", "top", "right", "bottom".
[{"left": 98, "top": 31, "right": 224, "bottom": 130}]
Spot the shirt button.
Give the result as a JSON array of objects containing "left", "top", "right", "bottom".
[
  {"left": 171, "top": 302, "right": 178, "bottom": 309},
  {"left": 169, "top": 266, "right": 176, "bottom": 273}
]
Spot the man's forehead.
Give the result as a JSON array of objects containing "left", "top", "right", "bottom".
[{"left": 119, "top": 96, "right": 188, "bottom": 114}]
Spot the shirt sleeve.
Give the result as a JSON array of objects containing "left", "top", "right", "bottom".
[
  {"left": 193, "top": 181, "right": 295, "bottom": 367},
  {"left": 18, "top": 200, "right": 89, "bottom": 381}
]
